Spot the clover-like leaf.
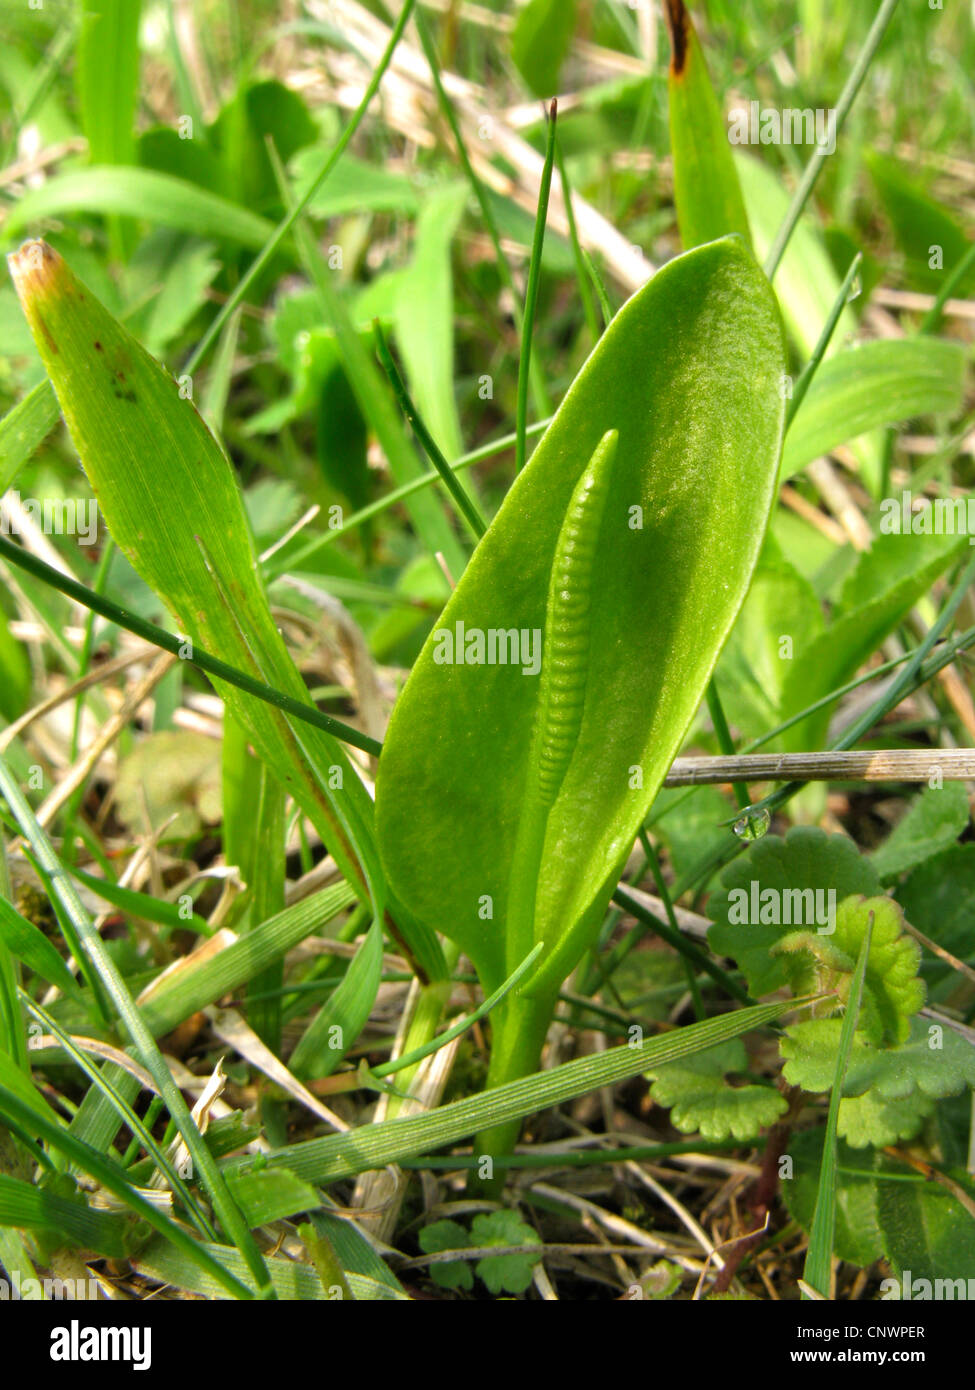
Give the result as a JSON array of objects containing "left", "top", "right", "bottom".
[
  {"left": 470, "top": 1210, "right": 542, "bottom": 1295},
  {"left": 418, "top": 1218, "right": 474, "bottom": 1292},
  {"left": 646, "top": 1039, "right": 787, "bottom": 1142},
  {"left": 707, "top": 828, "right": 880, "bottom": 998}
]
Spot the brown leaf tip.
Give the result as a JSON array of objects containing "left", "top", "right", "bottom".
[
  {"left": 664, "top": 0, "right": 690, "bottom": 76},
  {"left": 7, "top": 239, "right": 61, "bottom": 299}
]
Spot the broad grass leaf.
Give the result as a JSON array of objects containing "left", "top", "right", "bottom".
[
  {"left": 867, "top": 153, "right": 975, "bottom": 296},
  {"left": 511, "top": 0, "right": 577, "bottom": 97},
  {"left": 665, "top": 0, "right": 752, "bottom": 251},
  {"left": 778, "top": 530, "right": 968, "bottom": 753},
  {"left": 7, "top": 241, "right": 401, "bottom": 961},
  {"left": 5, "top": 169, "right": 276, "bottom": 249},
  {"left": 781, "top": 338, "right": 966, "bottom": 482},
  {"left": 288, "top": 918, "right": 384, "bottom": 1080},
  {"left": 76, "top": 0, "right": 141, "bottom": 169}
]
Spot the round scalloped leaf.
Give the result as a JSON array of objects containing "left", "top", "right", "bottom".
[
  {"left": 774, "top": 895, "right": 923, "bottom": 1044},
  {"left": 837, "top": 1088, "right": 932, "bottom": 1149},
  {"left": 418, "top": 1218, "right": 474, "bottom": 1291},
  {"left": 782, "top": 1016, "right": 975, "bottom": 1105},
  {"left": 707, "top": 828, "right": 880, "bottom": 998},
  {"left": 471, "top": 1211, "right": 542, "bottom": 1295},
  {"left": 645, "top": 1039, "right": 787, "bottom": 1142}
]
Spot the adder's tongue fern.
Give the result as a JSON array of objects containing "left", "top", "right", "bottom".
[{"left": 375, "top": 236, "right": 786, "bottom": 1171}]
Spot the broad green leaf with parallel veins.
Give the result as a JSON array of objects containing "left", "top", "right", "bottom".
[
  {"left": 4, "top": 168, "right": 275, "bottom": 249},
  {"left": 377, "top": 237, "right": 786, "bottom": 1008},
  {"left": 780, "top": 338, "right": 966, "bottom": 482},
  {"left": 7, "top": 240, "right": 444, "bottom": 982}
]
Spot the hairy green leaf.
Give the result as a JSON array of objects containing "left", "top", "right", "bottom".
[
  {"left": 871, "top": 784, "right": 970, "bottom": 882},
  {"left": 875, "top": 1169, "right": 975, "bottom": 1287},
  {"left": 781, "top": 1130, "right": 885, "bottom": 1267},
  {"left": 708, "top": 828, "right": 880, "bottom": 998},
  {"left": 774, "top": 895, "right": 923, "bottom": 1045}
]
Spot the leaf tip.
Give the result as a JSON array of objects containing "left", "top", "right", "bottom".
[
  {"left": 664, "top": 0, "right": 690, "bottom": 76},
  {"left": 7, "top": 238, "right": 61, "bottom": 301}
]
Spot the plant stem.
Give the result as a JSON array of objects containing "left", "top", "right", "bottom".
[{"left": 471, "top": 987, "right": 559, "bottom": 1197}]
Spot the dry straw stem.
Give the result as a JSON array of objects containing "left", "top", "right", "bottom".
[
  {"left": 34, "top": 651, "right": 177, "bottom": 828},
  {"left": 304, "top": 0, "right": 654, "bottom": 291},
  {"left": 664, "top": 748, "right": 975, "bottom": 785}
]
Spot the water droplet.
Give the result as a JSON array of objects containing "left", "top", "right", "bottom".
[
  {"left": 846, "top": 272, "right": 862, "bottom": 303},
  {"left": 734, "top": 808, "right": 771, "bottom": 841}
]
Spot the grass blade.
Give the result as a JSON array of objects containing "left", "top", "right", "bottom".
[
  {"left": 137, "top": 882, "right": 357, "bottom": 1037},
  {"left": 0, "top": 534, "right": 382, "bottom": 757},
  {"left": 226, "top": 997, "right": 809, "bottom": 1185},
  {"left": 0, "top": 379, "right": 60, "bottom": 495},
  {"left": 288, "top": 917, "right": 383, "bottom": 1080},
  {"left": 803, "top": 913, "right": 875, "bottom": 1298},
  {"left": 764, "top": 0, "right": 901, "bottom": 279},
  {"left": 5, "top": 168, "right": 275, "bottom": 249},
  {"left": 8, "top": 240, "right": 392, "bottom": 944},
  {"left": 185, "top": 0, "right": 418, "bottom": 373},
  {"left": 0, "top": 754, "right": 276, "bottom": 1298},
  {"left": 516, "top": 99, "right": 558, "bottom": 474},
  {"left": 785, "top": 251, "right": 862, "bottom": 428},
  {"left": 664, "top": 0, "right": 752, "bottom": 250},
  {"left": 372, "top": 319, "right": 486, "bottom": 540},
  {"left": 0, "top": 1082, "right": 256, "bottom": 1298}
]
